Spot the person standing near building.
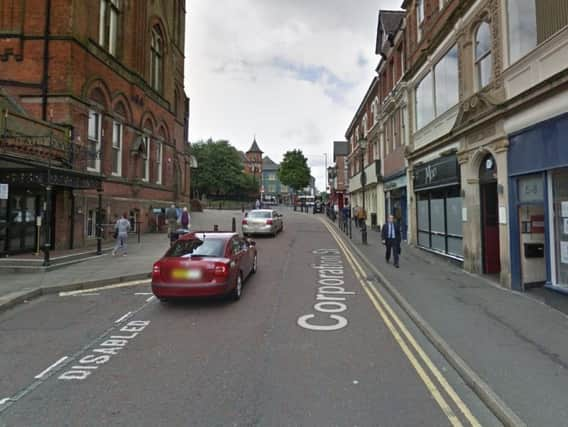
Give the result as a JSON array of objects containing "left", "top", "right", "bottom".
[
  {"left": 181, "top": 207, "right": 191, "bottom": 230},
  {"left": 381, "top": 214, "right": 402, "bottom": 268},
  {"left": 255, "top": 199, "right": 261, "bottom": 210},
  {"left": 166, "top": 204, "right": 178, "bottom": 239},
  {"left": 112, "top": 212, "right": 131, "bottom": 257}
]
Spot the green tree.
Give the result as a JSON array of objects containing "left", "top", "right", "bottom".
[
  {"left": 277, "top": 149, "right": 311, "bottom": 192},
  {"left": 191, "top": 139, "right": 245, "bottom": 197}
]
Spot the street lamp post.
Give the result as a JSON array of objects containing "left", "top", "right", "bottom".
[{"left": 359, "top": 138, "right": 368, "bottom": 245}]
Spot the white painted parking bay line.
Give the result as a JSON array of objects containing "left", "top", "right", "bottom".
[
  {"left": 135, "top": 292, "right": 153, "bottom": 296},
  {"left": 34, "top": 356, "right": 69, "bottom": 379},
  {"left": 59, "top": 279, "right": 151, "bottom": 296},
  {"left": 115, "top": 312, "right": 133, "bottom": 323},
  {"left": 146, "top": 296, "right": 155, "bottom": 302},
  {"left": 0, "top": 397, "right": 11, "bottom": 405}
]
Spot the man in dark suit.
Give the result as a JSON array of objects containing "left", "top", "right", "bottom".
[{"left": 381, "top": 214, "right": 402, "bottom": 268}]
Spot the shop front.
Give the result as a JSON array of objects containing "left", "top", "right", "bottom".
[
  {"left": 0, "top": 155, "right": 103, "bottom": 257},
  {"left": 384, "top": 172, "right": 407, "bottom": 240},
  {"left": 508, "top": 113, "right": 568, "bottom": 292},
  {"left": 413, "top": 155, "right": 463, "bottom": 259}
]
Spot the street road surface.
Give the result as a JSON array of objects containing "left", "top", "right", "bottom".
[{"left": 0, "top": 212, "right": 500, "bottom": 426}]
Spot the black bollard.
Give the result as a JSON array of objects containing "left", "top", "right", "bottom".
[
  {"left": 232, "top": 217, "right": 236, "bottom": 232},
  {"left": 214, "top": 224, "right": 219, "bottom": 232}
]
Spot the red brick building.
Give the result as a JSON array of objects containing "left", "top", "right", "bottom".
[{"left": 0, "top": 0, "right": 190, "bottom": 256}]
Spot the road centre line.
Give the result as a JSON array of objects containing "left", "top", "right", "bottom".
[
  {"left": 59, "top": 279, "right": 151, "bottom": 296},
  {"left": 34, "top": 356, "right": 70, "bottom": 379},
  {"left": 322, "top": 220, "right": 481, "bottom": 427},
  {"left": 114, "top": 311, "right": 133, "bottom": 323}
]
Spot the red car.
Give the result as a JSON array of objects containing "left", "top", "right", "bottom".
[{"left": 151, "top": 232, "right": 258, "bottom": 301}]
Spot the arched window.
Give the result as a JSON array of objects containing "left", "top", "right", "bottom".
[
  {"left": 150, "top": 26, "right": 164, "bottom": 93},
  {"left": 475, "top": 22, "right": 492, "bottom": 89}
]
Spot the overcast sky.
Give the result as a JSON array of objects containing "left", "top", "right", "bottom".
[{"left": 186, "top": 0, "right": 402, "bottom": 191}]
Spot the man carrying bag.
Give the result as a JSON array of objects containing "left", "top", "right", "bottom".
[{"left": 381, "top": 214, "right": 402, "bottom": 268}]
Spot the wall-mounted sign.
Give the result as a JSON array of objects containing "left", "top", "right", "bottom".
[
  {"left": 414, "top": 155, "right": 459, "bottom": 190},
  {"left": 531, "top": 215, "right": 545, "bottom": 233}
]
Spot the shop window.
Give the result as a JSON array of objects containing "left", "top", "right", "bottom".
[
  {"left": 475, "top": 22, "right": 492, "bottom": 89},
  {"left": 552, "top": 168, "right": 568, "bottom": 287},
  {"left": 416, "top": 187, "right": 463, "bottom": 258}
]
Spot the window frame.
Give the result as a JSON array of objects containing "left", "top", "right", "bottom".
[
  {"left": 111, "top": 120, "right": 123, "bottom": 177},
  {"left": 156, "top": 141, "right": 163, "bottom": 185},
  {"left": 98, "top": 0, "right": 120, "bottom": 56},
  {"left": 474, "top": 21, "right": 493, "bottom": 90},
  {"left": 417, "top": 0, "right": 425, "bottom": 42},
  {"left": 142, "top": 135, "right": 150, "bottom": 182},
  {"left": 150, "top": 26, "right": 164, "bottom": 93},
  {"left": 87, "top": 110, "right": 102, "bottom": 172}
]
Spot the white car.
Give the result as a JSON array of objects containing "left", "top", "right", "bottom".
[{"left": 242, "top": 209, "right": 283, "bottom": 237}]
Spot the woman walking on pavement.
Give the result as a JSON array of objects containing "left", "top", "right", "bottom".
[
  {"left": 112, "top": 212, "right": 131, "bottom": 256},
  {"left": 181, "top": 206, "right": 191, "bottom": 230}
]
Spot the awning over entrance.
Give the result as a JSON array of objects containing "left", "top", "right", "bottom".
[{"left": 0, "top": 154, "right": 103, "bottom": 190}]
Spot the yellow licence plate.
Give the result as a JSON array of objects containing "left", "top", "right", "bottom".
[{"left": 172, "top": 269, "right": 202, "bottom": 280}]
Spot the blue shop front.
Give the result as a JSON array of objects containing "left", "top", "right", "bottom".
[{"left": 508, "top": 113, "right": 568, "bottom": 292}]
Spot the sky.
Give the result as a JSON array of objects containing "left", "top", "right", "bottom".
[{"left": 186, "top": 0, "right": 403, "bottom": 191}]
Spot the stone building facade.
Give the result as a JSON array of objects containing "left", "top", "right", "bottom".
[
  {"left": 346, "top": 0, "right": 568, "bottom": 291},
  {"left": 0, "top": 0, "right": 191, "bottom": 255}
]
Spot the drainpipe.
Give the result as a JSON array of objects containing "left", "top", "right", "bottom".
[{"left": 41, "top": 0, "right": 52, "bottom": 121}]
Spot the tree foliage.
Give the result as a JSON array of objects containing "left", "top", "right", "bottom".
[
  {"left": 191, "top": 139, "right": 253, "bottom": 197},
  {"left": 277, "top": 149, "right": 311, "bottom": 192}
]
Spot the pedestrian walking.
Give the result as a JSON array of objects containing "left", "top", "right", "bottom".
[
  {"left": 381, "top": 214, "right": 402, "bottom": 268},
  {"left": 112, "top": 212, "right": 131, "bottom": 256},
  {"left": 166, "top": 203, "right": 177, "bottom": 239},
  {"left": 255, "top": 199, "right": 261, "bottom": 210},
  {"left": 180, "top": 206, "right": 191, "bottom": 230},
  {"left": 357, "top": 206, "right": 367, "bottom": 228}
]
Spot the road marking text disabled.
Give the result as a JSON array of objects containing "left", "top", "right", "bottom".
[
  {"left": 58, "top": 321, "right": 150, "bottom": 380},
  {"left": 297, "top": 249, "right": 354, "bottom": 331}
]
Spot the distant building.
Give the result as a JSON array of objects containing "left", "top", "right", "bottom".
[
  {"left": 242, "top": 138, "right": 263, "bottom": 194},
  {"left": 262, "top": 156, "right": 289, "bottom": 204},
  {"left": 329, "top": 141, "right": 351, "bottom": 209}
]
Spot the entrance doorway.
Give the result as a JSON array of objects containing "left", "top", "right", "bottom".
[{"left": 480, "top": 154, "right": 500, "bottom": 274}]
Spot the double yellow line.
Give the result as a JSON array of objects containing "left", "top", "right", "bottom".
[{"left": 322, "top": 220, "right": 481, "bottom": 427}]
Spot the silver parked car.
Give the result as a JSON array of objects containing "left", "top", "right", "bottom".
[{"left": 242, "top": 209, "right": 283, "bottom": 237}]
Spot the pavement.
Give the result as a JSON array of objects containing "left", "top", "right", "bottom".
[
  {"left": 0, "top": 210, "right": 500, "bottom": 426},
  {"left": 0, "top": 210, "right": 245, "bottom": 313},
  {"left": 328, "top": 214, "right": 568, "bottom": 427}
]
